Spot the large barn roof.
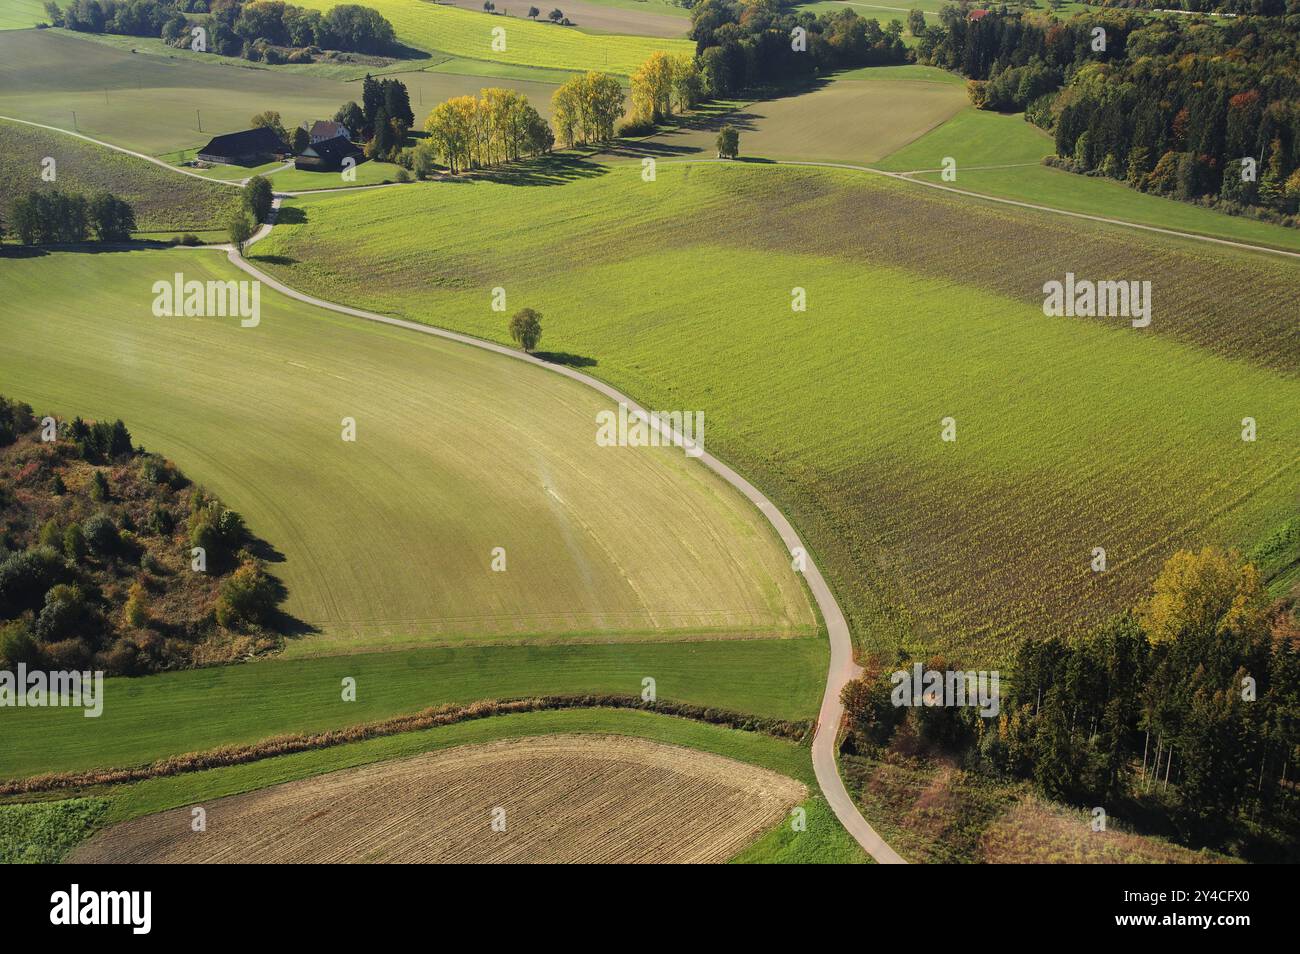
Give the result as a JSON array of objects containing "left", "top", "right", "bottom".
[{"left": 198, "top": 126, "right": 285, "bottom": 158}]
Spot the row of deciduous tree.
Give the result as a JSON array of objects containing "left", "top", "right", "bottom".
[
  {"left": 550, "top": 71, "right": 626, "bottom": 147},
  {"left": 5, "top": 190, "right": 136, "bottom": 245},
  {"left": 629, "top": 51, "right": 702, "bottom": 125},
  {"left": 422, "top": 88, "right": 554, "bottom": 173}
]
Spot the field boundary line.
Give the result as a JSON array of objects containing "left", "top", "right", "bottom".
[
  {"left": 663, "top": 157, "right": 1300, "bottom": 260},
  {"left": 0, "top": 114, "right": 251, "bottom": 187},
  {"left": 1, "top": 695, "right": 810, "bottom": 796},
  {"left": 213, "top": 204, "right": 906, "bottom": 863}
]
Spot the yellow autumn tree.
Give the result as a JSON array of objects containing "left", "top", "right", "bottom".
[
  {"left": 124, "top": 579, "right": 149, "bottom": 628},
  {"left": 550, "top": 71, "right": 624, "bottom": 147},
  {"left": 630, "top": 51, "right": 675, "bottom": 124},
  {"left": 1139, "top": 547, "right": 1267, "bottom": 645}
]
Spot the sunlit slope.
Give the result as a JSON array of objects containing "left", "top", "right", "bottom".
[
  {"left": 0, "top": 249, "right": 815, "bottom": 650},
  {"left": 255, "top": 162, "right": 1300, "bottom": 662},
  {"left": 295, "top": 0, "right": 691, "bottom": 74}
]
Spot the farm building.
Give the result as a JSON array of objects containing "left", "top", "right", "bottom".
[
  {"left": 196, "top": 127, "right": 287, "bottom": 165},
  {"left": 303, "top": 120, "right": 351, "bottom": 144},
  {"left": 294, "top": 135, "right": 365, "bottom": 172},
  {"left": 967, "top": 8, "right": 989, "bottom": 20}
]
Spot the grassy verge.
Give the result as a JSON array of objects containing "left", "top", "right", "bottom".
[
  {"left": 0, "top": 638, "right": 828, "bottom": 780},
  {"left": 7, "top": 708, "right": 866, "bottom": 864}
]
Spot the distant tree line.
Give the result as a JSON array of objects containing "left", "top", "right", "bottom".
[
  {"left": 689, "top": 0, "right": 908, "bottom": 97},
  {"left": 842, "top": 545, "right": 1300, "bottom": 859},
  {"left": 6, "top": 190, "right": 136, "bottom": 245},
  {"left": 917, "top": 8, "right": 1300, "bottom": 223},
  {"left": 1077, "top": 0, "right": 1295, "bottom": 13},
  {"left": 45, "top": 0, "right": 399, "bottom": 64}
]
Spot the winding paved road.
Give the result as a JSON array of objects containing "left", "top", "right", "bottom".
[
  {"left": 16, "top": 91, "right": 1300, "bottom": 864},
  {"left": 228, "top": 200, "right": 907, "bottom": 863}
]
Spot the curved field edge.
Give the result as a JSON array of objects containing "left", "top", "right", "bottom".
[
  {"left": 250, "top": 161, "right": 1300, "bottom": 664},
  {"left": 875, "top": 107, "right": 1300, "bottom": 254},
  {"left": 1, "top": 709, "right": 870, "bottom": 864},
  {"left": 0, "top": 638, "right": 828, "bottom": 779},
  {"left": 1, "top": 248, "right": 815, "bottom": 650}
]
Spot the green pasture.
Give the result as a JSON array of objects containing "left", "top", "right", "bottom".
[
  {"left": 0, "top": 248, "right": 814, "bottom": 651},
  {"left": 296, "top": 0, "right": 691, "bottom": 74},
  {"left": 0, "top": 637, "right": 826, "bottom": 779},
  {"left": 255, "top": 161, "right": 1300, "bottom": 665},
  {"left": 0, "top": 0, "right": 44, "bottom": 29},
  {"left": 877, "top": 107, "right": 1300, "bottom": 253},
  {"left": 0, "top": 30, "right": 560, "bottom": 156}
]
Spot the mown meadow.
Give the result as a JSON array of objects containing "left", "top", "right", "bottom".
[
  {"left": 254, "top": 160, "right": 1300, "bottom": 664},
  {"left": 0, "top": 638, "right": 828, "bottom": 779},
  {"left": 1, "top": 249, "right": 814, "bottom": 651}
]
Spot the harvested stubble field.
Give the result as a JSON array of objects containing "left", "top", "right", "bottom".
[
  {"left": 0, "top": 118, "right": 233, "bottom": 232},
  {"left": 70, "top": 735, "right": 807, "bottom": 863},
  {"left": 295, "top": 0, "right": 692, "bottom": 75},
  {"left": 255, "top": 161, "right": 1300, "bottom": 664},
  {"left": 629, "top": 77, "right": 967, "bottom": 164},
  {"left": 435, "top": 0, "right": 690, "bottom": 39}
]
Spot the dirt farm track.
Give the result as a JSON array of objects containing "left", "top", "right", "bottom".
[{"left": 70, "top": 735, "right": 808, "bottom": 863}]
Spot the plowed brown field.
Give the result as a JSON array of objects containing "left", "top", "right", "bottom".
[{"left": 70, "top": 735, "right": 806, "bottom": 863}]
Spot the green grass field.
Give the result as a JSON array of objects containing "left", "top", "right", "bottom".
[
  {"left": 296, "top": 0, "right": 691, "bottom": 74},
  {"left": 0, "top": 248, "right": 814, "bottom": 651},
  {"left": 269, "top": 158, "right": 407, "bottom": 191},
  {"left": 0, "top": 638, "right": 826, "bottom": 778},
  {"left": 631, "top": 77, "right": 967, "bottom": 164},
  {"left": 0, "top": 117, "right": 235, "bottom": 231},
  {"left": 253, "top": 160, "right": 1300, "bottom": 664},
  {"left": 6, "top": 709, "right": 866, "bottom": 863},
  {"left": 0, "top": 0, "right": 44, "bottom": 29},
  {"left": 0, "top": 30, "right": 561, "bottom": 156},
  {"left": 878, "top": 107, "right": 1300, "bottom": 253}
]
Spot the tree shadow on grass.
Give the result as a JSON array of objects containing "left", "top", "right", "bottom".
[
  {"left": 274, "top": 205, "right": 307, "bottom": 225},
  {"left": 465, "top": 154, "right": 609, "bottom": 187},
  {"left": 249, "top": 254, "right": 299, "bottom": 266},
  {"left": 536, "top": 350, "right": 597, "bottom": 368}
]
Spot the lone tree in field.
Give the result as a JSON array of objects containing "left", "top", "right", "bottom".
[
  {"left": 228, "top": 207, "right": 254, "bottom": 256},
  {"left": 509, "top": 308, "right": 543, "bottom": 352},
  {"left": 528, "top": 5, "right": 539, "bottom": 16},
  {"left": 243, "top": 175, "right": 274, "bottom": 224},
  {"left": 716, "top": 125, "right": 739, "bottom": 159}
]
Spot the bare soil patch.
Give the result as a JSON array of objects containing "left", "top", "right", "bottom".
[{"left": 70, "top": 735, "right": 806, "bottom": 863}]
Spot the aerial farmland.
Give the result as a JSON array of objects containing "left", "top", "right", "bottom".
[{"left": 0, "top": 0, "right": 1295, "bottom": 900}]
